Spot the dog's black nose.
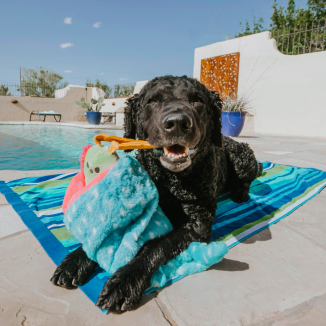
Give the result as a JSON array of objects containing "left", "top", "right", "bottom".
[{"left": 163, "top": 113, "right": 193, "bottom": 134}]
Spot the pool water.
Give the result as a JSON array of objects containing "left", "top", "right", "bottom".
[{"left": 0, "top": 125, "right": 126, "bottom": 170}]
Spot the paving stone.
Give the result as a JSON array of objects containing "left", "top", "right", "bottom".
[
  {"left": 0, "top": 205, "right": 27, "bottom": 239},
  {"left": 254, "top": 152, "right": 293, "bottom": 163},
  {"left": 0, "top": 232, "right": 169, "bottom": 326},
  {"left": 285, "top": 152, "right": 326, "bottom": 165},
  {"left": 269, "top": 157, "right": 326, "bottom": 171},
  {"left": 308, "top": 149, "right": 326, "bottom": 156},
  {"left": 268, "top": 137, "right": 314, "bottom": 145},
  {"left": 279, "top": 189, "right": 326, "bottom": 248},
  {"left": 252, "top": 292, "right": 326, "bottom": 326},
  {"left": 156, "top": 224, "right": 326, "bottom": 326},
  {"left": 0, "top": 194, "right": 7, "bottom": 206},
  {"left": 309, "top": 142, "right": 326, "bottom": 148},
  {"left": 248, "top": 146, "right": 280, "bottom": 152},
  {"left": 263, "top": 151, "right": 294, "bottom": 156}
]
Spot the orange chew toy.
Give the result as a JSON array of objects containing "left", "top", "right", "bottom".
[{"left": 94, "top": 134, "right": 157, "bottom": 154}]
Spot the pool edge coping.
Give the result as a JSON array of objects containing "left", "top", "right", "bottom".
[{"left": 0, "top": 121, "right": 124, "bottom": 130}]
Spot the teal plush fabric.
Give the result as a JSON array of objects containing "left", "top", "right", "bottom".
[
  {"left": 64, "top": 156, "right": 173, "bottom": 274},
  {"left": 150, "top": 241, "right": 228, "bottom": 288},
  {"left": 64, "top": 155, "right": 229, "bottom": 281}
]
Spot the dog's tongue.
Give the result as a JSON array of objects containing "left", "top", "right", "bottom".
[{"left": 167, "top": 145, "right": 185, "bottom": 154}]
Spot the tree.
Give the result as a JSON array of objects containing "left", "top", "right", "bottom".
[
  {"left": 86, "top": 80, "right": 134, "bottom": 97},
  {"left": 235, "top": 20, "right": 252, "bottom": 38},
  {"left": 235, "top": 0, "right": 326, "bottom": 54},
  {"left": 307, "top": 0, "right": 326, "bottom": 20},
  {"left": 19, "top": 67, "right": 68, "bottom": 98},
  {"left": 270, "top": 0, "right": 326, "bottom": 54},
  {"left": 235, "top": 11, "right": 266, "bottom": 38},
  {"left": 237, "top": 0, "right": 326, "bottom": 37},
  {"left": 86, "top": 79, "right": 113, "bottom": 98},
  {"left": 286, "top": 0, "right": 296, "bottom": 27},
  {"left": 0, "top": 85, "right": 11, "bottom": 96},
  {"left": 252, "top": 13, "right": 265, "bottom": 34},
  {"left": 114, "top": 84, "right": 135, "bottom": 97},
  {"left": 270, "top": 0, "right": 285, "bottom": 29}
]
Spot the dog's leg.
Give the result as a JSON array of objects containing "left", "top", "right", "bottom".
[
  {"left": 50, "top": 246, "right": 97, "bottom": 289},
  {"left": 222, "top": 136, "right": 262, "bottom": 203},
  {"left": 230, "top": 181, "right": 251, "bottom": 203},
  {"left": 96, "top": 206, "right": 213, "bottom": 313}
]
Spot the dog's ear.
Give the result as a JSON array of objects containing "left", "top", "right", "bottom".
[
  {"left": 124, "top": 94, "right": 138, "bottom": 140},
  {"left": 210, "top": 91, "right": 223, "bottom": 147}
]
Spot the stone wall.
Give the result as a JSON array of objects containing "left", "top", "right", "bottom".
[
  {"left": 0, "top": 87, "right": 93, "bottom": 122},
  {"left": 193, "top": 32, "right": 326, "bottom": 138}
]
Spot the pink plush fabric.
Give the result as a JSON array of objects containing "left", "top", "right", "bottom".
[
  {"left": 80, "top": 144, "right": 93, "bottom": 174},
  {"left": 62, "top": 164, "right": 117, "bottom": 214},
  {"left": 62, "top": 145, "right": 92, "bottom": 213},
  {"left": 62, "top": 144, "right": 91, "bottom": 214},
  {"left": 63, "top": 144, "right": 118, "bottom": 213},
  {"left": 62, "top": 172, "right": 86, "bottom": 213}
]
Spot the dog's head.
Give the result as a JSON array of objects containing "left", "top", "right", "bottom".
[{"left": 124, "top": 76, "right": 222, "bottom": 172}]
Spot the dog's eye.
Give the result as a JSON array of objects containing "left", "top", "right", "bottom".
[
  {"left": 148, "top": 100, "right": 158, "bottom": 105},
  {"left": 193, "top": 100, "right": 204, "bottom": 105}
]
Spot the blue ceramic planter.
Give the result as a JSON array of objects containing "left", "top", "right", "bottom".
[
  {"left": 86, "top": 112, "right": 102, "bottom": 125},
  {"left": 221, "top": 111, "right": 246, "bottom": 137}
]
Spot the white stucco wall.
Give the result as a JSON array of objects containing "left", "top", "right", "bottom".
[
  {"left": 55, "top": 85, "right": 86, "bottom": 99},
  {"left": 116, "top": 112, "right": 125, "bottom": 127},
  {"left": 133, "top": 80, "right": 149, "bottom": 94},
  {"left": 193, "top": 32, "right": 326, "bottom": 138},
  {"left": 92, "top": 87, "right": 106, "bottom": 100},
  {"left": 101, "top": 97, "right": 130, "bottom": 113},
  {"left": 98, "top": 81, "right": 148, "bottom": 123}
]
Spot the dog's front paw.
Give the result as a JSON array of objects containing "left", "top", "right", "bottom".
[
  {"left": 50, "top": 246, "right": 97, "bottom": 289},
  {"left": 231, "top": 188, "right": 250, "bottom": 203},
  {"left": 96, "top": 260, "right": 148, "bottom": 313}
]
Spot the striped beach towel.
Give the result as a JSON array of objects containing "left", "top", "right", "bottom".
[{"left": 1, "top": 161, "right": 326, "bottom": 306}]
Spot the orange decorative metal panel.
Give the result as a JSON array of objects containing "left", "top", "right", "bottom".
[{"left": 200, "top": 52, "right": 240, "bottom": 99}]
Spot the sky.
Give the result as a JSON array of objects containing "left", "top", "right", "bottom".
[{"left": 0, "top": 0, "right": 294, "bottom": 87}]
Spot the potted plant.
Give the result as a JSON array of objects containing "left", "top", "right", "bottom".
[
  {"left": 76, "top": 97, "right": 105, "bottom": 125},
  {"left": 221, "top": 94, "right": 253, "bottom": 137}
]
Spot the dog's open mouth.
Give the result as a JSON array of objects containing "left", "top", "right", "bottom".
[
  {"left": 159, "top": 144, "right": 196, "bottom": 172},
  {"left": 163, "top": 145, "right": 189, "bottom": 160}
]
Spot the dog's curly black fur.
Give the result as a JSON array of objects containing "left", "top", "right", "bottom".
[{"left": 51, "top": 76, "right": 262, "bottom": 313}]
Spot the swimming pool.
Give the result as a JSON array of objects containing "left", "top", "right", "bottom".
[{"left": 0, "top": 125, "right": 126, "bottom": 170}]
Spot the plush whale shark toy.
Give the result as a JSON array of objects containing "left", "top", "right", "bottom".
[{"left": 62, "top": 135, "right": 228, "bottom": 288}]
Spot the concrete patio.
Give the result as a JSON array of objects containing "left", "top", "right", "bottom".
[{"left": 1, "top": 134, "right": 326, "bottom": 326}]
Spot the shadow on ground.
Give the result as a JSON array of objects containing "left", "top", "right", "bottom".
[
  {"left": 208, "top": 258, "right": 250, "bottom": 272},
  {"left": 242, "top": 227, "right": 273, "bottom": 244}
]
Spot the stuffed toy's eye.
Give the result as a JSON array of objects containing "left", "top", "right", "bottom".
[
  {"left": 95, "top": 167, "right": 100, "bottom": 173},
  {"left": 90, "top": 169, "right": 93, "bottom": 174},
  {"left": 87, "top": 162, "right": 89, "bottom": 168}
]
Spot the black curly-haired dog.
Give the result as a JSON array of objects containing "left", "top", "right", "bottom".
[{"left": 51, "top": 76, "right": 262, "bottom": 313}]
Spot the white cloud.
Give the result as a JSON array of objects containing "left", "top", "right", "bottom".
[
  {"left": 99, "top": 72, "right": 105, "bottom": 76},
  {"left": 93, "top": 22, "right": 101, "bottom": 28},
  {"left": 119, "top": 78, "right": 128, "bottom": 81},
  {"left": 60, "top": 43, "right": 74, "bottom": 49},
  {"left": 64, "top": 70, "right": 72, "bottom": 73},
  {"left": 64, "top": 17, "right": 72, "bottom": 24}
]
